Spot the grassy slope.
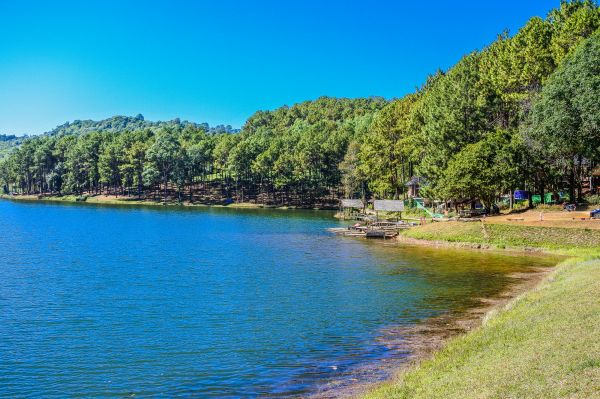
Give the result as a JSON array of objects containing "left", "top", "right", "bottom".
[
  {"left": 402, "top": 221, "right": 600, "bottom": 254},
  {"left": 364, "top": 222, "right": 600, "bottom": 399},
  {"left": 364, "top": 258, "right": 600, "bottom": 399}
]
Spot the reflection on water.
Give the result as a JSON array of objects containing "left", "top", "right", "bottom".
[{"left": 0, "top": 201, "right": 557, "bottom": 397}]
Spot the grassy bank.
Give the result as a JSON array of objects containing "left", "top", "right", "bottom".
[
  {"left": 364, "top": 257, "right": 600, "bottom": 399},
  {"left": 400, "top": 220, "right": 600, "bottom": 256}
]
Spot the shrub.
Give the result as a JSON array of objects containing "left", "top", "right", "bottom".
[{"left": 586, "top": 194, "right": 600, "bottom": 205}]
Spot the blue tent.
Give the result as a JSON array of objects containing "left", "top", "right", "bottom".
[{"left": 514, "top": 190, "right": 529, "bottom": 201}]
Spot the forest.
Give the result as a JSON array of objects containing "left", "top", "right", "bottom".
[{"left": 1, "top": 0, "right": 599, "bottom": 208}]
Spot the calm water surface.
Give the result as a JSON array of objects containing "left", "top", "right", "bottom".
[{"left": 0, "top": 201, "right": 556, "bottom": 398}]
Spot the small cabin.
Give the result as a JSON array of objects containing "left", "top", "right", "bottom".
[{"left": 405, "top": 176, "right": 423, "bottom": 198}]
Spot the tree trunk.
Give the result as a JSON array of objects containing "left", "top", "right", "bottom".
[
  {"left": 569, "top": 159, "right": 576, "bottom": 203},
  {"left": 163, "top": 176, "right": 168, "bottom": 202},
  {"left": 577, "top": 154, "right": 583, "bottom": 201}
]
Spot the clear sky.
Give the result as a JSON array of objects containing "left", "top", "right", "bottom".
[{"left": 0, "top": 1, "right": 556, "bottom": 135}]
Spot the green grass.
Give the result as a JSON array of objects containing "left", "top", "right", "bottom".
[
  {"left": 402, "top": 221, "right": 600, "bottom": 254},
  {"left": 364, "top": 257, "right": 600, "bottom": 399}
]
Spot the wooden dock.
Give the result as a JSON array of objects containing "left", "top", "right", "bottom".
[{"left": 327, "top": 221, "right": 413, "bottom": 239}]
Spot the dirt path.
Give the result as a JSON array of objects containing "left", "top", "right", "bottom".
[{"left": 484, "top": 209, "right": 600, "bottom": 230}]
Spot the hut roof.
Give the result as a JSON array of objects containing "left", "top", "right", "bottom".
[
  {"left": 340, "top": 199, "right": 364, "bottom": 208},
  {"left": 405, "top": 176, "right": 424, "bottom": 186},
  {"left": 374, "top": 199, "right": 405, "bottom": 212}
]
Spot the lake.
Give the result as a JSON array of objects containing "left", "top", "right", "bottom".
[{"left": 0, "top": 200, "right": 556, "bottom": 398}]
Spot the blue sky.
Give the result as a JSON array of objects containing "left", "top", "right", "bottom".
[{"left": 0, "top": 1, "right": 556, "bottom": 135}]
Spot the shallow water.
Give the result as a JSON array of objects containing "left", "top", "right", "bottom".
[{"left": 0, "top": 201, "right": 556, "bottom": 398}]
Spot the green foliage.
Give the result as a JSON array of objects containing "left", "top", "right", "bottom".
[
  {"left": 438, "top": 130, "right": 516, "bottom": 206},
  {"left": 586, "top": 194, "right": 600, "bottom": 205},
  {"left": 0, "top": 134, "right": 26, "bottom": 160},
  {"left": 417, "top": 53, "right": 497, "bottom": 198},
  {"left": 0, "top": 98, "right": 386, "bottom": 205},
  {"left": 357, "top": 95, "right": 420, "bottom": 199},
  {"left": 548, "top": 0, "right": 600, "bottom": 64},
  {"left": 46, "top": 115, "right": 236, "bottom": 137},
  {"left": 527, "top": 30, "right": 600, "bottom": 201}
]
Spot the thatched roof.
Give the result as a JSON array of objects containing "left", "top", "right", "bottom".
[
  {"left": 374, "top": 200, "right": 405, "bottom": 212},
  {"left": 340, "top": 199, "right": 363, "bottom": 208}
]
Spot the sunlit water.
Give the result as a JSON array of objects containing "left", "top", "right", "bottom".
[{"left": 0, "top": 201, "right": 556, "bottom": 398}]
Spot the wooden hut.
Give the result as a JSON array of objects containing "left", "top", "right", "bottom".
[
  {"left": 405, "top": 176, "right": 423, "bottom": 198},
  {"left": 374, "top": 199, "right": 405, "bottom": 220},
  {"left": 340, "top": 199, "right": 365, "bottom": 220}
]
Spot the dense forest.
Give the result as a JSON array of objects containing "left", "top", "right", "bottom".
[{"left": 1, "top": 1, "right": 599, "bottom": 208}]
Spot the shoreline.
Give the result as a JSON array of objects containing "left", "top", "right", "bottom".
[
  {"left": 0, "top": 194, "right": 337, "bottom": 211},
  {"left": 395, "top": 234, "right": 555, "bottom": 255},
  {"left": 396, "top": 219, "right": 600, "bottom": 258},
  {"left": 310, "top": 242, "right": 560, "bottom": 398}
]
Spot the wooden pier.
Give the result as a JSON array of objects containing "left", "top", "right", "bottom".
[{"left": 327, "top": 221, "right": 413, "bottom": 239}]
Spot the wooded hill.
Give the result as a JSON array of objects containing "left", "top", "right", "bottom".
[{"left": 1, "top": 1, "right": 599, "bottom": 208}]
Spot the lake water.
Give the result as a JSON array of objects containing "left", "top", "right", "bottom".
[{"left": 0, "top": 200, "right": 556, "bottom": 398}]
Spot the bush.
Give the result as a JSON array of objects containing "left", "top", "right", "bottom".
[
  {"left": 75, "top": 195, "right": 88, "bottom": 202},
  {"left": 586, "top": 194, "right": 600, "bottom": 205},
  {"left": 497, "top": 202, "right": 511, "bottom": 211},
  {"left": 402, "top": 207, "right": 430, "bottom": 218}
]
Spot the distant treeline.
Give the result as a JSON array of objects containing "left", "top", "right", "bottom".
[
  {"left": 46, "top": 114, "right": 239, "bottom": 137},
  {"left": 0, "top": 135, "right": 18, "bottom": 142},
  {"left": 0, "top": 135, "right": 27, "bottom": 161},
  {"left": 1, "top": 1, "right": 599, "bottom": 207}
]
